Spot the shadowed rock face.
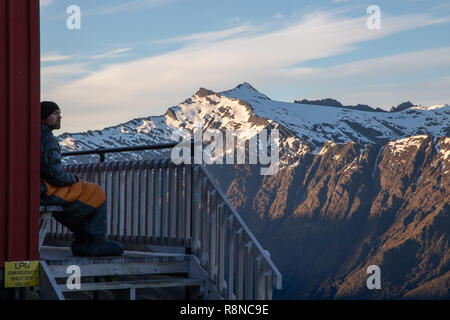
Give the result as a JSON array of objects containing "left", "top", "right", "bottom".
[{"left": 211, "top": 135, "right": 449, "bottom": 299}]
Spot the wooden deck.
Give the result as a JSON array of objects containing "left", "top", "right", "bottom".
[
  {"left": 39, "top": 160, "right": 282, "bottom": 300},
  {"left": 38, "top": 246, "right": 206, "bottom": 300},
  {"left": 40, "top": 245, "right": 189, "bottom": 263}
]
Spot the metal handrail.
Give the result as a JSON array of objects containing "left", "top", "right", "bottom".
[{"left": 61, "top": 140, "right": 194, "bottom": 162}]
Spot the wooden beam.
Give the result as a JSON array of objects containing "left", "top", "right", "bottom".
[
  {"left": 39, "top": 261, "right": 65, "bottom": 300},
  {"left": 47, "top": 261, "right": 189, "bottom": 278},
  {"left": 59, "top": 277, "right": 204, "bottom": 292}
]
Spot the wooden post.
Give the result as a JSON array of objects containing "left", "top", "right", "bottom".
[
  {"left": 138, "top": 162, "right": 147, "bottom": 241},
  {"left": 111, "top": 165, "right": 119, "bottom": 238},
  {"left": 192, "top": 166, "right": 201, "bottom": 255},
  {"left": 39, "top": 262, "right": 65, "bottom": 300},
  {"left": 235, "top": 228, "right": 244, "bottom": 300},
  {"left": 176, "top": 165, "right": 184, "bottom": 243},
  {"left": 200, "top": 178, "right": 209, "bottom": 268},
  {"left": 209, "top": 190, "right": 217, "bottom": 281},
  {"left": 265, "top": 270, "right": 273, "bottom": 300},
  {"left": 161, "top": 161, "right": 168, "bottom": 244},
  {"left": 187, "top": 137, "right": 195, "bottom": 251},
  {"left": 146, "top": 161, "right": 155, "bottom": 241},
  {"left": 168, "top": 163, "right": 175, "bottom": 243},
  {"left": 119, "top": 167, "right": 126, "bottom": 242},
  {"left": 254, "top": 255, "right": 265, "bottom": 300},
  {"left": 217, "top": 203, "right": 225, "bottom": 295},
  {"left": 105, "top": 164, "right": 113, "bottom": 238},
  {"left": 132, "top": 162, "right": 140, "bottom": 243},
  {"left": 153, "top": 160, "right": 161, "bottom": 241},
  {"left": 124, "top": 164, "right": 132, "bottom": 242},
  {"left": 245, "top": 240, "right": 253, "bottom": 300},
  {"left": 129, "top": 288, "right": 136, "bottom": 300},
  {"left": 227, "top": 214, "right": 235, "bottom": 300},
  {"left": 184, "top": 164, "right": 192, "bottom": 248}
]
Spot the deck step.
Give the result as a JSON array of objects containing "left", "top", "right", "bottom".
[
  {"left": 59, "top": 277, "right": 204, "bottom": 292},
  {"left": 48, "top": 260, "right": 189, "bottom": 278},
  {"left": 39, "top": 246, "right": 207, "bottom": 300}
]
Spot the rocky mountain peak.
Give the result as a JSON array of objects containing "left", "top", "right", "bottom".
[
  {"left": 390, "top": 101, "right": 415, "bottom": 112},
  {"left": 220, "top": 82, "right": 271, "bottom": 103},
  {"left": 194, "top": 87, "right": 218, "bottom": 98}
]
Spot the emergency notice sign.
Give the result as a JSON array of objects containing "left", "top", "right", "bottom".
[{"left": 4, "top": 261, "right": 39, "bottom": 288}]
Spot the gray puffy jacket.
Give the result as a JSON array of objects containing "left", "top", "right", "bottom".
[{"left": 40, "top": 123, "right": 78, "bottom": 199}]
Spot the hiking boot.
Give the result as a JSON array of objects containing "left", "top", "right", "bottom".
[
  {"left": 71, "top": 233, "right": 90, "bottom": 257},
  {"left": 87, "top": 237, "right": 123, "bottom": 257},
  {"left": 87, "top": 236, "right": 123, "bottom": 257},
  {"left": 71, "top": 235, "right": 123, "bottom": 257}
]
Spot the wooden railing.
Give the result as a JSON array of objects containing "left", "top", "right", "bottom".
[
  {"left": 48, "top": 160, "right": 282, "bottom": 299},
  {"left": 192, "top": 165, "right": 282, "bottom": 299}
]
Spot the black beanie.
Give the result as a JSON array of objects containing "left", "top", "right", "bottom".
[{"left": 41, "top": 101, "right": 60, "bottom": 121}]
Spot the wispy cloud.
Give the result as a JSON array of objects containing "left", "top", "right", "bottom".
[
  {"left": 42, "top": 10, "right": 450, "bottom": 132},
  {"left": 41, "top": 62, "right": 91, "bottom": 97},
  {"left": 90, "top": 48, "right": 133, "bottom": 59},
  {"left": 273, "top": 13, "right": 284, "bottom": 19},
  {"left": 275, "top": 46, "right": 450, "bottom": 106},
  {"left": 96, "top": 0, "right": 176, "bottom": 15},
  {"left": 40, "top": 0, "right": 54, "bottom": 7},
  {"left": 42, "top": 48, "right": 132, "bottom": 63},
  {"left": 42, "top": 63, "right": 90, "bottom": 78},
  {"left": 152, "top": 24, "right": 261, "bottom": 45},
  {"left": 41, "top": 52, "right": 72, "bottom": 62},
  {"left": 226, "top": 17, "right": 242, "bottom": 26}
]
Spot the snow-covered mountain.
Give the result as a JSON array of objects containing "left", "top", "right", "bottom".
[
  {"left": 58, "top": 83, "right": 450, "bottom": 299},
  {"left": 59, "top": 82, "right": 449, "bottom": 164},
  {"left": 412, "top": 104, "right": 449, "bottom": 111}
]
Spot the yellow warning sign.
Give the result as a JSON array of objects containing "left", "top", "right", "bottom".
[{"left": 4, "top": 261, "right": 39, "bottom": 288}]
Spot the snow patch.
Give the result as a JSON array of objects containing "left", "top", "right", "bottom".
[
  {"left": 371, "top": 146, "right": 384, "bottom": 179},
  {"left": 386, "top": 135, "right": 428, "bottom": 155},
  {"left": 60, "top": 137, "right": 77, "bottom": 151},
  {"left": 318, "top": 142, "right": 336, "bottom": 155},
  {"left": 439, "top": 137, "right": 450, "bottom": 161},
  {"left": 412, "top": 104, "right": 449, "bottom": 110}
]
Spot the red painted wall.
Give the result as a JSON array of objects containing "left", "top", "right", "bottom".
[{"left": 0, "top": 0, "right": 40, "bottom": 267}]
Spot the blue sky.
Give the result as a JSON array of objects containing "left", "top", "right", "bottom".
[{"left": 40, "top": 0, "right": 450, "bottom": 133}]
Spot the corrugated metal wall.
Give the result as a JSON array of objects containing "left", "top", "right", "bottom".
[{"left": 0, "top": 0, "right": 40, "bottom": 267}]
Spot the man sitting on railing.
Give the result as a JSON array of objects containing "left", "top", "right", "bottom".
[{"left": 40, "top": 101, "right": 123, "bottom": 257}]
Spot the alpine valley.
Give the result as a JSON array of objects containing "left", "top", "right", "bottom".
[{"left": 59, "top": 83, "right": 450, "bottom": 299}]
